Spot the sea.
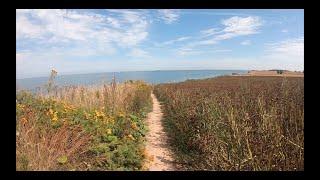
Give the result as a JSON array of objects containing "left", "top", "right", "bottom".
[{"left": 16, "top": 70, "right": 247, "bottom": 91}]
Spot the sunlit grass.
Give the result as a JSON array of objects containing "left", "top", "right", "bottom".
[
  {"left": 16, "top": 71, "right": 152, "bottom": 171},
  {"left": 154, "top": 76, "right": 304, "bottom": 171}
]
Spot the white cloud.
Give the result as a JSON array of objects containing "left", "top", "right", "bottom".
[
  {"left": 201, "top": 28, "right": 219, "bottom": 37},
  {"left": 128, "top": 48, "right": 150, "bottom": 58},
  {"left": 158, "top": 9, "right": 180, "bottom": 24},
  {"left": 16, "top": 9, "right": 151, "bottom": 78},
  {"left": 215, "top": 16, "right": 262, "bottom": 41},
  {"left": 16, "top": 10, "right": 303, "bottom": 78},
  {"left": 177, "top": 37, "right": 190, "bottom": 41},
  {"left": 241, "top": 40, "right": 251, "bottom": 45},
  {"left": 196, "top": 37, "right": 304, "bottom": 71},
  {"left": 107, "top": 17, "right": 121, "bottom": 28},
  {"left": 16, "top": 13, "right": 46, "bottom": 39},
  {"left": 176, "top": 47, "right": 202, "bottom": 56},
  {"left": 16, "top": 9, "right": 149, "bottom": 51},
  {"left": 185, "top": 16, "right": 262, "bottom": 48},
  {"left": 195, "top": 39, "right": 219, "bottom": 46},
  {"left": 211, "top": 49, "right": 232, "bottom": 53},
  {"left": 265, "top": 37, "right": 304, "bottom": 57},
  {"left": 261, "top": 37, "right": 304, "bottom": 71},
  {"left": 158, "top": 36, "right": 191, "bottom": 46},
  {"left": 174, "top": 38, "right": 303, "bottom": 71},
  {"left": 281, "top": 29, "right": 288, "bottom": 33},
  {"left": 222, "top": 16, "right": 262, "bottom": 35},
  {"left": 176, "top": 47, "right": 231, "bottom": 57}
]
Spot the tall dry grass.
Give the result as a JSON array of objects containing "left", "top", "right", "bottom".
[
  {"left": 16, "top": 112, "right": 91, "bottom": 170},
  {"left": 16, "top": 71, "right": 152, "bottom": 170},
  {"left": 154, "top": 76, "right": 304, "bottom": 171},
  {"left": 40, "top": 75, "right": 151, "bottom": 115}
]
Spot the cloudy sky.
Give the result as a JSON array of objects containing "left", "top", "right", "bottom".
[{"left": 16, "top": 9, "right": 304, "bottom": 79}]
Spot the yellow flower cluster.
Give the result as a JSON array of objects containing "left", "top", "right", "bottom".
[
  {"left": 127, "top": 134, "right": 135, "bottom": 141},
  {"left": 63, "top": 102, "right": 75, "bottom": 112},
  {"left": 106, "top": 128, "right": 112, "bottom": 135},
  {"left": 17, "top": 104, "right": 25, "bottom": 109},
  {"left": 94, "top": 110, "right": 105, "bottom": 118},
  {"left": 52, "top": 113, "right": 58, "bottom": 122},
  {"left": 118, "top": 112, "right": 126, "bottom": 118},
  {"left": 83, "top": 109, "right": 115, "bottom": 125},
  {"left": 48, "top": 109, "right": 58, "bottom": 122},
  {"left": 108, "top": 116, "right": 115, "bottom": 124}
]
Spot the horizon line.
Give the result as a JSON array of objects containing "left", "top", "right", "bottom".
[{"left": 17, "top": 69, "right": 250, "bottom": 80}]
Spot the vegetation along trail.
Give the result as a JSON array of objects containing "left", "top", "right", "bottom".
[{"left": 145, "top": 93, "right": 175, "bottom": 171}]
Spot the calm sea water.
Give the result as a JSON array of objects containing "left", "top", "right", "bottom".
[{"left": 16, "top": 70, "right": 247, "bottom": 91}]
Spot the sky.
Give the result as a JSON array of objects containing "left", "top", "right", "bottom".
[{"left": 16, "top": 9, "right": 304, "bottom": 79}]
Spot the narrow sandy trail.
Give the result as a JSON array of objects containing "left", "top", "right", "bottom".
[{"left": 144, "top": 93, "right": 175, "bottom": 171}]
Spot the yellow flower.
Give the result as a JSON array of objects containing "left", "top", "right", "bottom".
[
  {"left": 94, "top": 110, "right": 105, "bottom": 118},
  {"left": 52, "top": 112, "right": 58, "bottom": 122},
  {"left": 106, "top": 129, "right": 112, "bottom": 135},
  {"left": 127, "top": 134, "right": 135, "bottom": 140},
  {"left": 108, "top": 116, "right": 115, "bottom": 124},
  {"left": 131, "top": 122, "right": 138, "bottom": 130},
  {"left": 118, "top": 112, "right": 125, "bottom": 118},
  {"left": 94, "top": 110, "right": 99, "bottom": 116},
  {"left": 17, "top": 104, "right": 25, "bottom": 109},
  {"left": 49, "top": 109, "right": 54, "bottom": 115},
  {"left": 63, "top": 102, "right": 75, "bottom": 112}
]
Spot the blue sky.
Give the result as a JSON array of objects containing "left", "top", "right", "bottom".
[{"left": 16, "top": 9, "right": 304, "bottom": 78}]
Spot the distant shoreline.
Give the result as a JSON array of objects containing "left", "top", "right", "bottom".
[
  {"left": 17, "top": 69, "right": 248, "bottom": 80},
  {"left": 231, "top": 70, "right": 304, "bottom": 77}
]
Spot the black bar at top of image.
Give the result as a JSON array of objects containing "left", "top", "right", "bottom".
[{"left": 15, "top": 0, "right": 305, "bottom": 9}]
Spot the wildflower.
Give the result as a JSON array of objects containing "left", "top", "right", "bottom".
[
  {"left": 17, "top": 104, "right": 25, "bottom": 109},
  {"left": 94, "top": 110, "right": 98, "bottom": 116},
  {"left": 64, "top": 104, "right": 74, "bottom": 112},
  {"left": 57, "top": 155, "right": 68, "bottom": 164},
  {"left": 106, "top": 129, "right": 112, "bottom": 135},
  {"left": 108, "top": 116, "right": 115, "bottom": 124},
  {"left": 118, "top": 112, "right": 125, "bottom": 118},
  {"left": 52, "top": 112, "right": 58, "bottom": 122},
  {"left": 49, "top": 109, "right": 54, "bottom": 115},
  {"left": 131, "top": 122, "right": 138, "bottom": 130},
  {"left": 127, "top": 134, "right": 135, "bottom": 140},
  {"left": 95, "top": 110, "right": 105, "bottom": 118}
]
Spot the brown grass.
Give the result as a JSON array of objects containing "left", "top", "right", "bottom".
[
  {"left": 154, "top": 76, "right": 304, "bottom": 171},
  {"left": 16, "top": 71, "right": 152, "bottom": 170},
  {"left": 16, "top": 106, "right": 91, "bottom": 170},
  {"left": 237, "top": 70, "right": 304, "bottom": 77}
]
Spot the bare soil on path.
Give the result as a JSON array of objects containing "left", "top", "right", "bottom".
[{"left": 144, "top": 93, "right": 175, "bottom": 171}]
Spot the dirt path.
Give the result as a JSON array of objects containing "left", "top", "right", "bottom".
[{"left": 144, "top": 93, "right": 175, "bottom": 171}]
